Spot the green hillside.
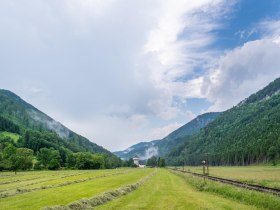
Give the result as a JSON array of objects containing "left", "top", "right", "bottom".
[
  {"left": 0, "top": 90, "right": 121, "bottom": 171},
  {"left": 157, "top": 112, "right": 221, "bottom": 156},
  {"left": 0, "top": 131, "right": 21, "bottom": 142},
  {"left": 166, "top": 78, "right": 280, "bottom": 166}
]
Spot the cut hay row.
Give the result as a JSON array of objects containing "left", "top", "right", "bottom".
[
  {"left": 0, "top": 170, "right": 87, "bottom": 183},
  {"left": 0, "top": 170, "right": 130, "bottom": 199},
  {"left": 43, "top": 170, "right": 157, "bottom": 210},
  {"left": 0, "top": 172, "right": 71, "bottom": 184},
  {"left": 0, "top": 171, "right": 94, "bottom": 193},
  {"left": 0, "top": 171, "right": 87, "bottom": 188}
]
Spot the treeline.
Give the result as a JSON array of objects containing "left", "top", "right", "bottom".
[
  {"left": 146, "top": 156, "right": 166, "bottom": 167},
  {"left": 121, "top": 156, "right": 166, "bottom": 168},
  {"left": 0, "top": 135, "right": 122, "bottom": 173},
  {"left": 0, "top": 119, "right": 123, "bottom": 172},
  {"left": 166, "top": 78, "right": 280, "bottom": 166}
]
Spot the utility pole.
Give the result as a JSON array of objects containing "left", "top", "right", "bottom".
[{"left": 202, "top": 160, "right": 206, "bottom": 182}]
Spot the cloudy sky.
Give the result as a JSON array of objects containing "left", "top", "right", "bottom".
[{"left": 1, "top": 0, "right": 280, "bottom": 151}]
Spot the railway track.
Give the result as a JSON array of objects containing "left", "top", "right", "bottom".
[{"left": 170, "top": 168, "right": 280, "bottom": 196}]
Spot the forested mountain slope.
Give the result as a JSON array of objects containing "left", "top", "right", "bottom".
[
  {"left": 166, "top": 78, "right": 280, "bottom": 166},
  {"left": 156, "top": 112, "right": 221, "bottom": 156},
  {"left": 0, "top": 89, "right": 110, "bottom": 155}
]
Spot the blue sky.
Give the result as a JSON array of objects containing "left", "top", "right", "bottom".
[
  {"left": 214, "top": 0, "right": 280, "bottom": 49},
  {"left": 0, "top": 0, "right": 280, "bottom": 151}
]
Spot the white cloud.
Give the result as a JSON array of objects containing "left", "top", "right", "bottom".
[
  {"left": 146, "top": 122, "right": 184, "bottom": 140},
  {"left": 0, "top": 0, "right": 236, "bottom": 151},
  {"left": 201, "top": 39, "right": 280, "bottom": 111},
  {"left": 140, "top": 146, "right": 159, "bottom": 160},
  {"left": 134, "top": 0, "right": 232, "bottom": 120},
  {"left": 177, "top": 17, "right": 280, "bottom": 112}
]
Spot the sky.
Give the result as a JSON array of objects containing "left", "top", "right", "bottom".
[{"left": 1, "top": 0, "right": 280, "bottom": 151}]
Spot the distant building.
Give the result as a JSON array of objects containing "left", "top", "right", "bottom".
[
  {"left": 132, "top": 156, "right": 146, "bottom": 168},
  {"left": 133, "top": 156, "right": 140, "bottom": 166},
  {"left": 139, "top": 164, "right": 146, "bottom": 168}
]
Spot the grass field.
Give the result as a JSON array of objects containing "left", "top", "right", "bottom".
[
  {"left": 0, "top": 168, "right": 153, "bottom": 210},
  {"left": 96, "top": 169, "right": 260, "bottom": 210},
  {"left": 179, "top": 165, "right": 280, "bottom": 189},
  {"left": 0, "top": 131, "right": 21, "bottom": 142},
  {"left": 0, "top": 167, "right": 279, "bottom": 210}
]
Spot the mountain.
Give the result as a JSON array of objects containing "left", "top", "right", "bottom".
[
  {"left": 114, "top": 112, "right": 220, "bottom": 160},
  {"left": 157, "top": 112, "right": 221, "bottom": 155},
  {"left": 0, "top": 89, "right": 111, "bottom": 155},
  {"left": 114, "top": 140, "right": 160, "bottom": 160},
  {"left": 166, "top": 77, "right": 280, "bottom": 166}
]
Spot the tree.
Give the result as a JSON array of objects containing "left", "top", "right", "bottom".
[
  {"left": 38, "top": 147, "right": 61, "bottom": 169},
  {"left": 147, "top": 156, "right": 157, "bottom": 167},
  {"left": 0, "top": 144, "right": 16, "bottom": 171},
  {"left": 92, "top": 154, "right": 105, "bottom": 169},
  {"left": 3, "top": 144, "right": 16, "bottom": 159},
  {"left": 11, "top": 148, "right": 34, "bottom": 173},
  {"left": 48, "top": 159, "right": 60, "bottom": 170},
  {"left": 75, "top": 152, "right": 105, "bottom": 170},
  {"left": 75, "top": 152, "right": 95, "bottom": 169},
  {"left": 1, "top": 145, "right": 34, "bottom": 174},
  {"left": 158, "top": 158, "right": 166, "bottom": 167},
  {"left": 268, "top": 146, "right": 277, "bottom": 165},
  {"left": 66, "top": 152, "right": 76, "bottom": 168},
  {"left": 122, "top": 158, "right": 135, "bottom": 167}
]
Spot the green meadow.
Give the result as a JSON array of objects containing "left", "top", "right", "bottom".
[
  {"left": 180, "top": 165, "right": 280, "bottom": 189},
  {"left": 0, "top": 167, "right": 280, "bottom": 210},
  {"left": 0, "top": 131, "right": 21, "bottom": 142}
]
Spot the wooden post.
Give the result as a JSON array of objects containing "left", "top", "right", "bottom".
[{"left": 206, "top": 153, "right": 209, "bottom": 176}]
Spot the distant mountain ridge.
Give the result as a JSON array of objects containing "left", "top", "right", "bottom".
[
  {"left": 157, "top": 112, "right": 221, "bottom": 156},
  {"left": 114, "top": 112, "right": 220, "bottom": 160},
  {"left": 162, "top": 112, "right": 221, "bottom": 142},
  {"left": 114, "top": 140, "right": 160, "bottom": 160},
  {"left": 0, "top": 89, "right": 111, "bottom": 155}
]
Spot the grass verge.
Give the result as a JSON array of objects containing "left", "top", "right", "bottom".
[{"left": 171, "top": 170, "right": 280, "bottom": 210}]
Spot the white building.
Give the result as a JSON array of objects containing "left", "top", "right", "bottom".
[{"left": 133, "top": 156, "right": 140, "bottom": 166}]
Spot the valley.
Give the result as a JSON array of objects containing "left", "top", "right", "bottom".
[
  {"left": 1, "top": 168, "right": 279, "bottom": 209},
  {"left": 1, "top": 1, "right": 280, "bottom": 209},
  {"left": 1, "top": 78, "right": 280, "bottom": 209}
]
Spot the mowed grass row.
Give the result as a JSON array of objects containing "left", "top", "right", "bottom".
[
  {"left": 0, "top": 170, "right": 84, "bottom": 183},
  {"left": 0, "top": 168, "right": 154, "bottom": 210},
  {"left": 181, "top": 166, "right": 280, "bottom": 189},
  {"left": 0, "top": 169, "right": 127, "bottom": 196},
  {"left": 0, "top": 171, "right": 92, "bottom": 190},
  {"left": 96, "top": 169, "right": 259, "bottom": 210}
]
